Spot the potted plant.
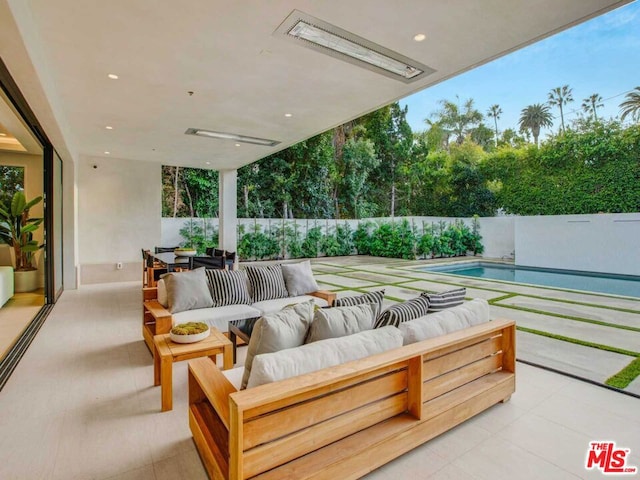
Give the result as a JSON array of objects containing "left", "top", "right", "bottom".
[{"left": 0, "top": 192, "right": 44, "bottom": 292}]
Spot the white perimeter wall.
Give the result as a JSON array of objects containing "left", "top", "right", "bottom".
[
  {"left": 515, "top": 213, "right": 640, "bottom": 276},
  {"left": 78, "top": 155, "right": 161, "bottom": 284},
  {"left": 162, "top": 213, "right": 640, "bottom": 276}
]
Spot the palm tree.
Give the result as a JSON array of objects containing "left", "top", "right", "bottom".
[
  {"left": 619, "top": 86, "right": 640, "bottom": 123},
  {"left": 518, "top": 104, "right": 553, "bottom": 146},
  {"left": 581, "top": 93, "right": 604, "bottom": 121},
  {"left": 487, "top": 104, "right": 502, "bottom": 147},
  {"left": 548, "top": 85, "right": 574, "bottom": 132},
  {"left": 433, "top": 96, "right": 483, "bottom": 145}
]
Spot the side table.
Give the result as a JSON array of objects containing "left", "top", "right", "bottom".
[{"left": 154, "top": 329, "right": 232, "bottom": 411}]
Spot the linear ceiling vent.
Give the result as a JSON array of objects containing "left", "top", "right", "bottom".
[
  {"left": 276, "top": 10, "right": 435, "bottom": 83},
  {"left": 185, "top": 128, "right": 280, "bottom": 147}
]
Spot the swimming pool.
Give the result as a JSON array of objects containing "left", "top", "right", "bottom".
[{"left": 421, "top": 262, "right": 640, "bottom": 298}]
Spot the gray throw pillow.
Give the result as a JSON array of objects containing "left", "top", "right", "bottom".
[
  {"left": 281, "top": 260, "right": 320, "bottom": 296},
  {"left": 240, "top": 300, "right": 314, "bottom": 389},
  {"left": 305, "top": 304, "right": 374, "bottom": 343},
  {"left": 163, "top": 268, "right": 213, "bottom": 314}
]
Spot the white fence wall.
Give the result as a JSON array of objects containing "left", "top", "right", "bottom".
[
  {"left": 515, "top": 213, "right": 640, "bottom": 276},
  {"left": 161, "top": 214, "right": 639, "bottom": 275}
]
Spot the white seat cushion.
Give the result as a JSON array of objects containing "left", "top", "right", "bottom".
[
  {"left": 398, "top": 299, "right": 490, "bottom": 345},
  {"left": 252, "top": 295, "right": 328, "bottom": 315},
  {"left": 222, "top": 367, "right": 244, "bottom": 391},
  {"left": 172, "top": 304, "right": 261, "bottom": 333}
]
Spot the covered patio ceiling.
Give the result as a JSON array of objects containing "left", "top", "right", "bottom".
[{"left": 1, "top": 0, "right": 630, "bottom": 170}]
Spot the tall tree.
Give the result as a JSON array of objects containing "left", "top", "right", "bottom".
[
  {"left": 619, "top": 86, "right": 640, "bottom": 123},
  {"left": 361, "top": 103, "right": 413, "bottom": 217},
  {"left": 548, "top": 85, "right": 574, "bottom": 132},
  {"left": 581, "top": 93, "right": 604, "bottom": 121},
  {"left": 431, "top": 96, "right": 483, "bottom": 145},
  {"left": 519, "top": 104, "right": 553, "bottom": 146},
  {"left": 487, "top": 104, "right": 502, "bottom": 146}
]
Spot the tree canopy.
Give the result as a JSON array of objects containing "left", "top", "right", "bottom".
[{"left": 163, "top": 89, "right": 640, "bottom": 219}]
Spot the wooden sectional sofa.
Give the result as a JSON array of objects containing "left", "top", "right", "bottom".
[
  {"left": 188, "top": 317, "right": 516, "bottom": 480},
  {"left": 142, "top": 286, "right": 336, "bottom": 352}
]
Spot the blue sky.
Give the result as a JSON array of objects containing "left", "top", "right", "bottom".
[{"left": 400, "top": 1, "right": 640, "bottom": 139}]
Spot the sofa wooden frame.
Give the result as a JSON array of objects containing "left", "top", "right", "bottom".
[
  {"left": 142, "top": 287, "right": 336, "bottom": 353},
  {"left": 188, "top": 318, "right": 516, "bottom": 480}
]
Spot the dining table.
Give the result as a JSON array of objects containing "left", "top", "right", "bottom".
[{"left": 151, "top": 252, "right": 191, "bottom": 272}]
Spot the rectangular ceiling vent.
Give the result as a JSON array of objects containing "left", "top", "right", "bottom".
[
  {"left": 276, "top": 10, "right": 435, "bottom": 83},
  {"left": 185, "top": 128, "right": 280, "bottom": 147}
]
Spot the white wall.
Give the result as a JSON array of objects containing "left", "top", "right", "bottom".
[
  {"left": 515, "top": 213, "right": 640, "bottom": 276},
  {"left": 478, "top": 217, "right": 515, "bottom": 259},
  {"left": 78, "top": 155, "right": 161, "bottom": 284}
]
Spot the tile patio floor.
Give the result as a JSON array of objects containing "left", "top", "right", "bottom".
[{"left": 0, "top": 256, "right": 638, "bottom": 479}]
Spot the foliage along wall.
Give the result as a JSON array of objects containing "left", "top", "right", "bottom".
[{"left": 173, "top": 216, "right": 484, "bottom": 262}]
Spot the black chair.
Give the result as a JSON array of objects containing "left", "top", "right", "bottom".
[
  {"left": 155, "top": 246, "right": 179, "bottom": 253},
  {"left": 189, "top": 256, "right": 225, "bottom": 270}
]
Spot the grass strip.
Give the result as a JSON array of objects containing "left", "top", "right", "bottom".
[
  {"left": 488, "top": 293, "right": 519, "bottom": 304},
  {"left": 605, "top": 357, "right": 640, "bottom": 389},
  {"left": 516, "top": 326, "right": 640, "bottom": 357},
  {"left": 496, "top": 304, "right": 640, "bottom": 333}
]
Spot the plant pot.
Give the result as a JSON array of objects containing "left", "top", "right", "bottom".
[{"left": 14, "top": 269, "right": 39, "bottom": 293}]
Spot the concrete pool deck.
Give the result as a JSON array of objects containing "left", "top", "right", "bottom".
[{"left": 303, "top": 255, "right": 640, "bottom": 396}]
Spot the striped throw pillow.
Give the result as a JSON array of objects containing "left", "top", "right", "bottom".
[
  {"left": 421, "top": 288, "right": 466, "bottom": 312},
  {"left": 246, "top": 264, "right": 289, "bottom": 302},
  {"left": 374, "top": 296, "right": 430, "bottom": 328},
  {"left": 205, "top": 269, "right": 251, "bottom": 307},
  {"left": 334, "top": 290, "right": 385, "bottom": 320}
]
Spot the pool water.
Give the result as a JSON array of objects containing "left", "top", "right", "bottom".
[{"left": 422, "top": 262, "right": 640, "bottom": 298}]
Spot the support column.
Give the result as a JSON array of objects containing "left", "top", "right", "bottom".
[{"left": 218, "top": 169, "right": 238, "bottom": 257}]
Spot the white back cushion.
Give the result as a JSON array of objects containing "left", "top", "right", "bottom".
[
  {"left": 398, "top": 299, "right": 490, "bottom": 345},
  {"left": 246, "top": 326, "right": 403, "bottom": 388}
]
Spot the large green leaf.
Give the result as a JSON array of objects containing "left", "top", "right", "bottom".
[
  {"left": 19, "top": 223, "right": 40, "bottom": 234},
  {"left": 24, "top": 195, "right": 43, "bottom": 211},
  {"left": 10, "top": 192, "right": 26, "bottom": 217}
]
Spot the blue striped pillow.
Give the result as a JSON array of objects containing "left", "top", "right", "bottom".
[{"left": 374, "top": 296, "right": 430, "bottom": 328}]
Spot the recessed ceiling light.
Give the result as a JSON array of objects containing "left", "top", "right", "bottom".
[
  {"left": 205, "top": 161, "right": 211, "bottom": 165},
  {"left": 108, "top": 74, "right": 119, "bottom": 79},
  {"left": 278, "top": 10, "right": 435, "bottom": 83},
  {"left": 235, "top": 143, "right": 241, "bottom": 147},
  {"left": 104, "top": 151, "right": 110, "bottom": 154},
  {"left": 185, "top": 128, "right": 280, "bottom": 147},
  {"left": 413, "top": 33, "right": 426, "bottom": 42},
  {"left": 105, "top": 126, "right": 113, "bottom": 130},
  {"left": 284, "top": 113, "right": 293, "bottom": 118}
]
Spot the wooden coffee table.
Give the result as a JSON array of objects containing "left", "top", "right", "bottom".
[{"left": 154, "top": 329, "right": 232, "bottom": 411}]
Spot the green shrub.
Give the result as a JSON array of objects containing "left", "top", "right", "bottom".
[
  {"left": 179, "top": 219, "right": 218, "bottom": 254},
  {"left": 353, "top": 221, "right": 374, "bottom": 255},
  {"left": 301, "top": 226, "right": 322, "bottom": 258}
]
